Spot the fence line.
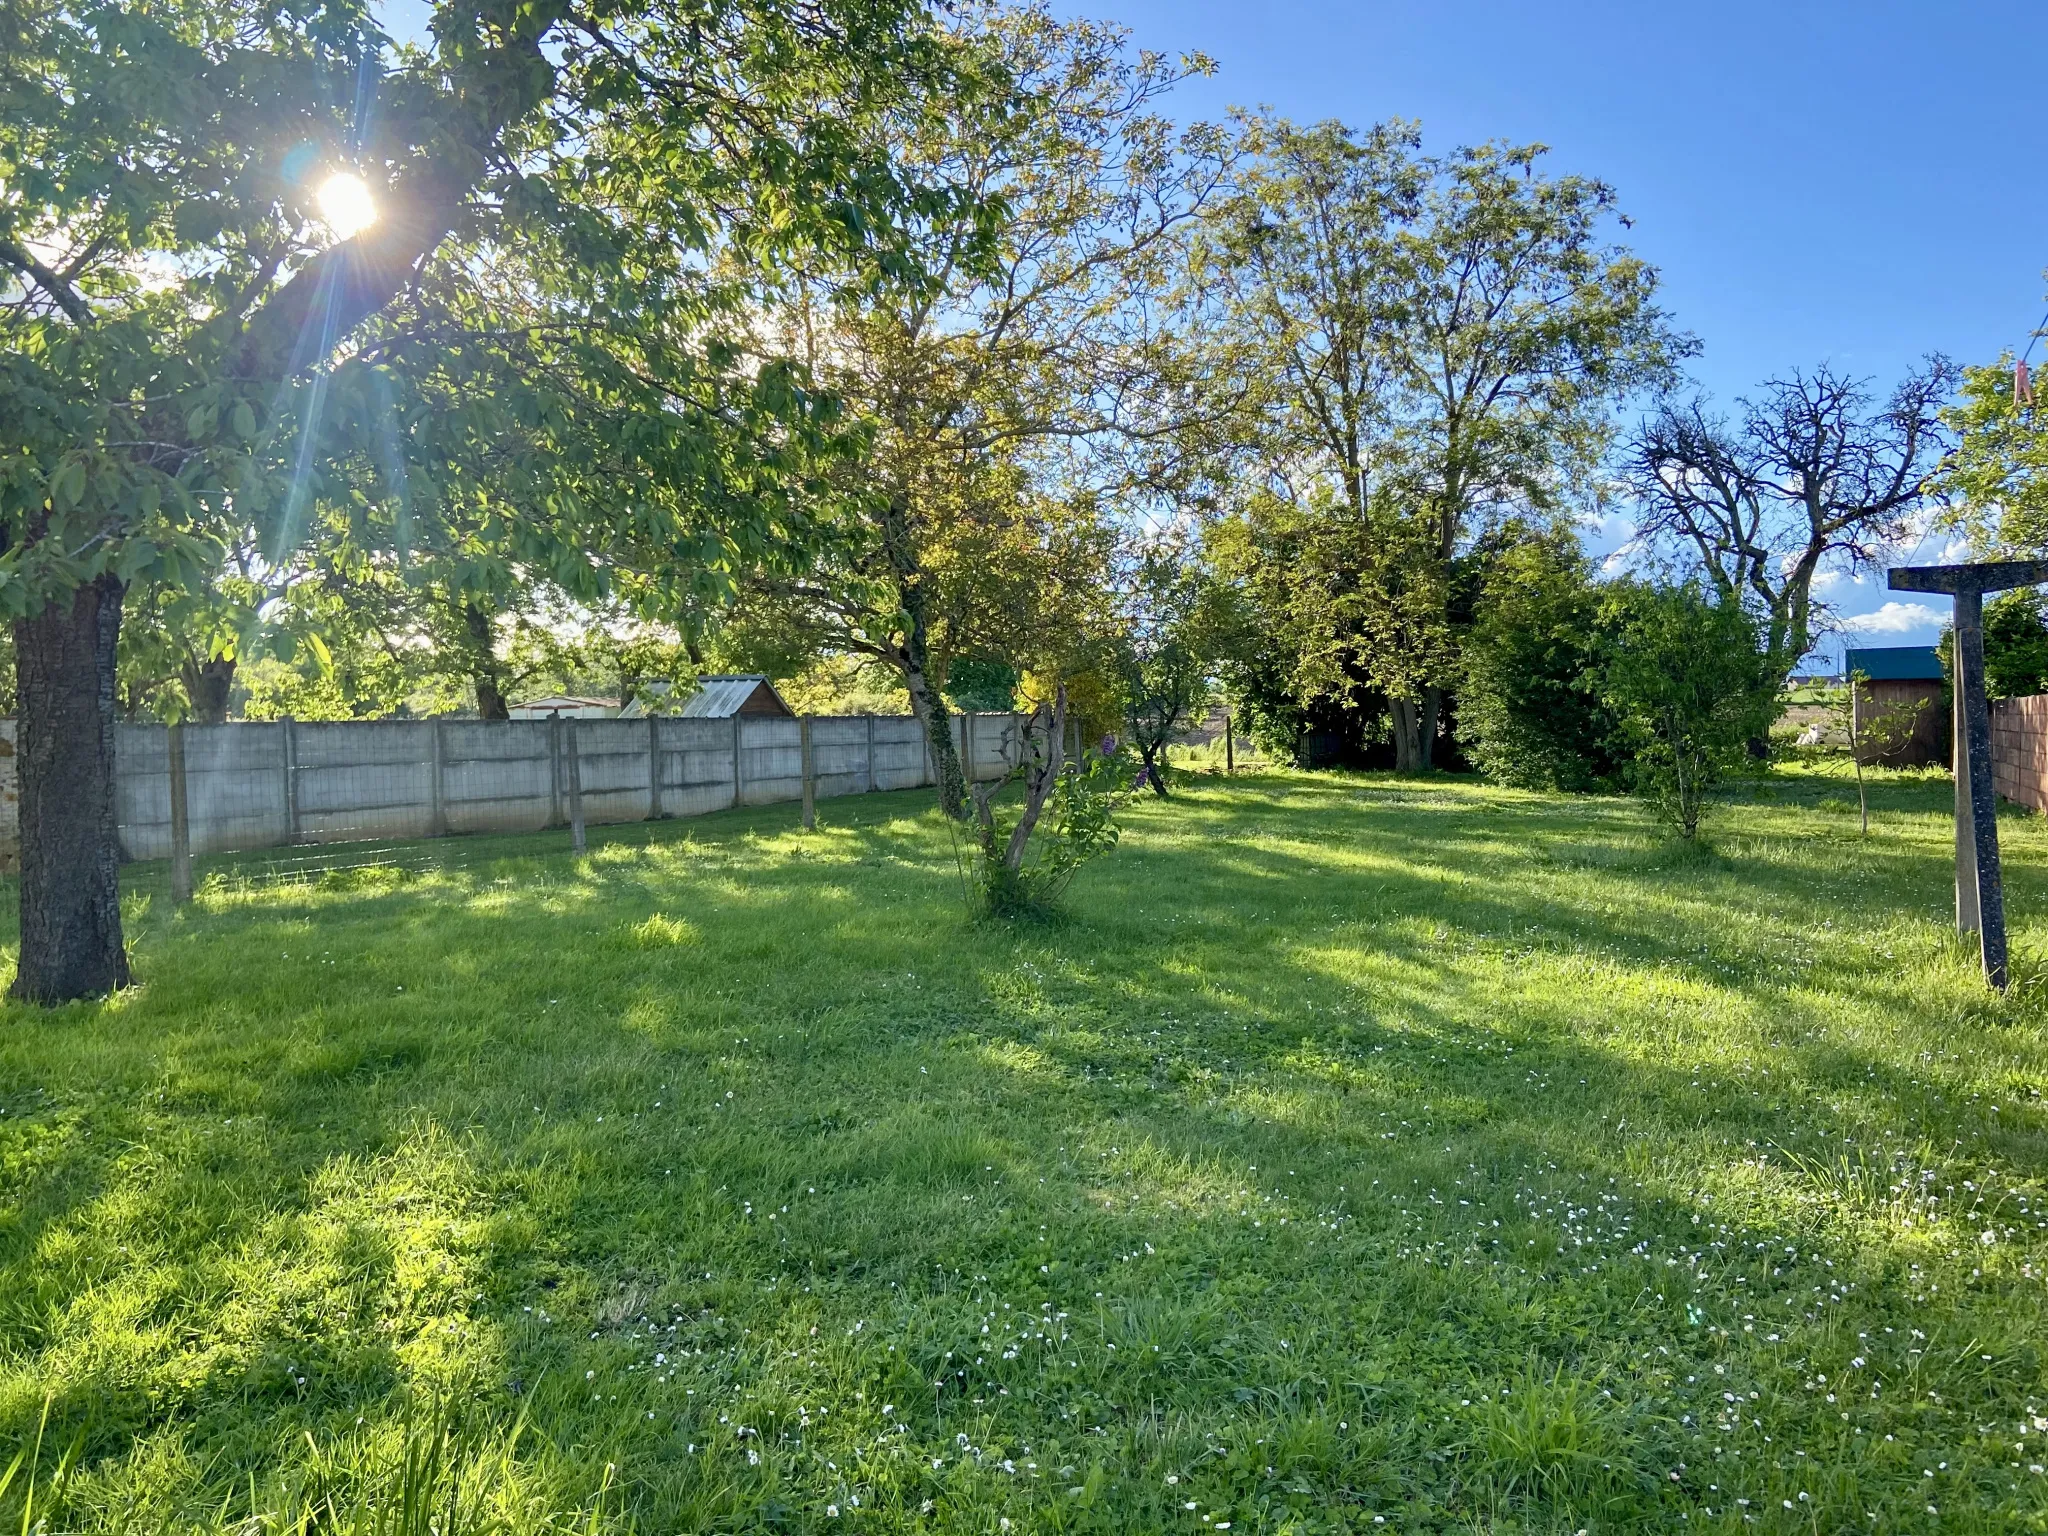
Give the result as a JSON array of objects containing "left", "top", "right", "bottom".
[{"left": 0, "top": 712, "right": 1025, "bottom": 872}]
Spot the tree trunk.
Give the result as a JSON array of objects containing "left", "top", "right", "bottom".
[
  {"left": 904, "top": 660, "right": 966, "bottom": 820},
  {"left": 1391, "top": 698, "right": 1423, "bottom": 772},
  {"left": 1391, "top": 691, "right": 1442, "bottom": 772},
  {"left": 13, "top": 575, "right": 131, "bottom": 1004},
  {"left": 1139, "top": 744, "right": 1170, "bottom": 796},
  {"left": 180, "top": 654, "right": 236, "bottom": 724},
  {"left": 464, "top": 604, "right": 510, "bottom": 721}
]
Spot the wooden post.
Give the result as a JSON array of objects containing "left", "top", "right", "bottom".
[
  {"left": 168, "top": 723, "right": 193, "bottom": 905},
  {"left": 800, "top": 716, "right": 815, "bottom": 830},
  {"left": 428, "top": 718, "right": 447, "bottom": 837},
  {"left": 647, "top": 714, "right": 663, "bottom": 820},
  {"left": 280, "top": 715, "right": 300, "bottom": 844},
  {"left": 731, "top": 714, "right": 745, "bottom": 807},
  {"left": 1224, "top": 711, "right": 1235, "bottom": 775},
  {"left": 565, "top": 719, "right": 587, "bottom": 855}
]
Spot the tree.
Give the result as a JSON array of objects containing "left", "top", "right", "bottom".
[
  {"left": 1113, "top": 537, "right": 1214, "bottom": 795},
  {"left": 1938, "top": 354, "right": 2048, "bottom": 556},
  {"left": 1982, "top": 589, "right": 2048, "bottom": 700},
  {"left": 1, "top": 0, "right": 962, "bottom": 1000},
  {"left": 728, "top": 4, "right": 1222, "bottom": 817},
  {"left": 1191, "top": 118, "right": 1680, "bottom": 769},
  {"left": 1628, "top": 360, "right": 1955, "bottom": 683},
  {"left": 1459, "top": 535, "right": 1625, "bottom": 791},
  {"left": 1594, "top": 583, "right": 1778, "bottom": 839}
]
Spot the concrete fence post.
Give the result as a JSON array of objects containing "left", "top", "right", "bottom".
[
  {"left": 548, "top": 715, "right": 563, "bottom": 827},
  {"left": 565, "top": 720, "right": 586, "bottom": 855},
  {"left": 428, "top": 718, "right": 448, "bottom": 836},
  {"left": 800, "top": 716, "right": 815, "bottom": 831},
  {"left": 168, "top": 723, "right": 193, "bottom": 905},
  {"left": 647, "top": 715, "right": 663, "bottom": 820},
  {"left": 281, "top": 715, "right": 300, "bottom": 844},
  {"left": 865, "top": 713, "right": 877, "bottom": 793},
  {"left": 965, "top": 711, "right": 976, "bottom": 785},
  {"left": 732, "top": 715, "right": 745, "bottom": 808}
]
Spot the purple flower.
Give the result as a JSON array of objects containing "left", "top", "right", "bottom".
[{"left": 1099, "top": 734, "right": 1119, "bottom": 755}]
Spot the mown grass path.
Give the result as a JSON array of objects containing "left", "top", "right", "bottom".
[{"left": 5, "top": 766, "right": 2048, "bottom": 1533}]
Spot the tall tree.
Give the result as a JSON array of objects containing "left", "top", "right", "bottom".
[
  {"left": 0, "top": 0, "right": 960, "bottom": 1000},
  {"left": 1193, "top": 118, "right": 1680, "bottom": 768},
  {"left": 1627, "top": 360, "right": 1955, "bottom": 679},
  {"left": 1938, "top": 353, "right": 2048, "bottom": 555},
  {"left": 725, "top": 3, "right": 1222, "bottom": 816}
]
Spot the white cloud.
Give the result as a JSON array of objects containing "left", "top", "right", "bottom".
[{"left": 1838, "top": 601, "right": 1945, "bottom": 635}]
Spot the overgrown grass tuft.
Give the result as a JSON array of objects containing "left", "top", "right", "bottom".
[{"left": 6, "top": 761, "right": 2048, "bottom": 1531}]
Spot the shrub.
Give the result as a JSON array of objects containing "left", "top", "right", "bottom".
[
  {"left": 962, "top": 690, "right": 1127, "bottom": 917},
  {"left": 1594, "top": 583, "right": 1778, "bottom": 838},
  {"left": 1460, "top": 540, "right": 1627, "bottom": 790}
]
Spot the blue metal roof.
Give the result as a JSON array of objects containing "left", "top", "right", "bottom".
[{"left": 1845, "top": 645, "right": 1944, "bottom": 682}]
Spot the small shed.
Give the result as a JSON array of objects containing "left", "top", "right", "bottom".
[
  {"left": 508, "top": 694, "right": 619, "bottom": 720},
  {"left": 1845, "top": 646, "right": 1948, "bottom": 766},
  {"left": 675, "top": 674, "right": 795, "bottom": 719}
]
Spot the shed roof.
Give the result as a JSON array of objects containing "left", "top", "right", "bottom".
[
  {"left": 676, "top": 674, "right": 793, "bottom": 718},
  {"left": 1845, "top": 645, "right": 1944, "bottom": 682}
]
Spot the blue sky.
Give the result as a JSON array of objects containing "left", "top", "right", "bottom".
[
  {"left": 377, "top": 0, "right": 2046, "bottom": 664},
  {"left": 1063, "top": 0, "right": 2048, "bottom": 664}
]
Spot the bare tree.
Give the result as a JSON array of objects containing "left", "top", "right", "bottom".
[{"left": 1628, "top": 359, "right": 1956, "bottom": 678}]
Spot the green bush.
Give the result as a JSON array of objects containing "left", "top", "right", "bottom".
[
  {"left": 1460, "top": 540, "right": 1627, "bottom": 791},
  {"left": 1594, "top": 582, "right": 1779, "bottom": 837}
]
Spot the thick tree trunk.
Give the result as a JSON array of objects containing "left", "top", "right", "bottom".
[
  {"left": 13, "top": 576, "right": 131, "bottom": 1004},
  {"left": 475, "top": 675, "right": 510, "bottom": 721},
  {"left": 181, "top": 654, "right": 236, "bottom": 724},
  {"left": 463, "top": 604, "right": 511, "bottom": 721},
  {"left": 1391, "top": 691, "right": 1442, "bottom": 772}
]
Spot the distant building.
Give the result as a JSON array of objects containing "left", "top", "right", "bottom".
[
  {"left": 659, "top": 674, "right": 795, "bottom": 719},
  {"left": 1844, "top": 646, "right": 1947, "bottom": 766},
  {"left": 507, "top": 695, "right": 619, "bottom": 720}
]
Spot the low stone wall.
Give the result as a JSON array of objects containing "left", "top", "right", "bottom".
[{"left": 0, "top": 711, "right": 1023, "bottom": 866}]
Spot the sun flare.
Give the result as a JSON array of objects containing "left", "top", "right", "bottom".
[{"left": 316, "top": 172, "right": 377, "bottom": 239}]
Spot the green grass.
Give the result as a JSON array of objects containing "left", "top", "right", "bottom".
[{"left": 5, "top": 763, "right": 2048, "bottom": 1533}]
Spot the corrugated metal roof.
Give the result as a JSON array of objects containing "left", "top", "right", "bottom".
[
  {"left": 1845, "top": 646, "right": 1945, "bottom": 682},
  {"left": 678, "top": 675, "right": 785, "bottom": 717}
]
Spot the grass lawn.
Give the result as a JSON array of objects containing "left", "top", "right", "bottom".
[{"left": 6, "top": 765, "right": 2048, "bottom": 1533}]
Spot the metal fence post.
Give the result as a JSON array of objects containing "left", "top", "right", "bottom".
[
  {"left": 800, "top": 716, "right": 815, "bottom": 830},
  {"left": 565, "top": 719, "right": 586, "bottom": 854},
  {"left": 1225, "top": 712, "right": 1235, "bottom": 775},
  {"left": 731, "top": 715, "right": 745, "bottom": 808},
  {"left": 280, "top": 715, "right": 300, "bottom": 844},
  {"left": 168, "top": 723, "right": 193, "bottom": 904},
  {"left": 428, "top": 718, "right": 447, "bottom": 836},
  {"left": 648, "top": 714, "right": 663, "bottom": 820}
]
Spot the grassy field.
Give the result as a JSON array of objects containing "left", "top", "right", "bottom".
[{"left": 5, "top": 764, "right": 2048, "bottom": 1533}]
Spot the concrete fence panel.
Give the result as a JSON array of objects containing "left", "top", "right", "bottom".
[
  {"left": 0, "top": 709, "right": 1028, "bottom": 868},
  {"left": 441, "top": 721, "right": 555, "bottom": 836}
]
